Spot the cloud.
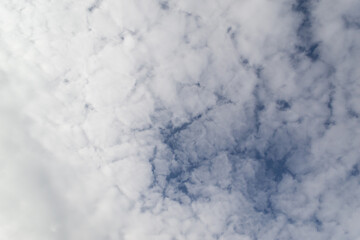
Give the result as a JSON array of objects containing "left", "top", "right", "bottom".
[{"left": 1, "top": 0, "right": 360, "bottom": 239}]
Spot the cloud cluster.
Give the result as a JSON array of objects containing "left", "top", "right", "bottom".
[{"left": 1, "top": 0, "right": 360, "bottom": 239}]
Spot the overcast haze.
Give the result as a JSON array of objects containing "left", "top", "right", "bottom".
[{"left": 1, "top": 0, "right": 360, "bottom": 239}]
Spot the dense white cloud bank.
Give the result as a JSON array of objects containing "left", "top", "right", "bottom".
[{"left": 1, "top": 0, "right": 360, "bottom": 239}]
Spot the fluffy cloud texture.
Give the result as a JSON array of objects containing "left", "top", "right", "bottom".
[{"left": 1, "top": 0, "right": 360, "bottom": 239}]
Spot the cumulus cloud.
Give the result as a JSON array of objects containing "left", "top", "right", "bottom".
[{"left": 1, "top": 0, "right": 360, "bottom": 239}]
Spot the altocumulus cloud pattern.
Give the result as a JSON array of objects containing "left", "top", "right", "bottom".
[{"left": 1, "top": 0, "right": 360, "bottom": 239}]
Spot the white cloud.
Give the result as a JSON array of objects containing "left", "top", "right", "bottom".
[{"left": 1, "top": 0, "right": 360, "bottom": 239}]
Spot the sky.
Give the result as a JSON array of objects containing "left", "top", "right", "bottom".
[{"left": 0, "top": 0, "right": 360, "bottom": 239}]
